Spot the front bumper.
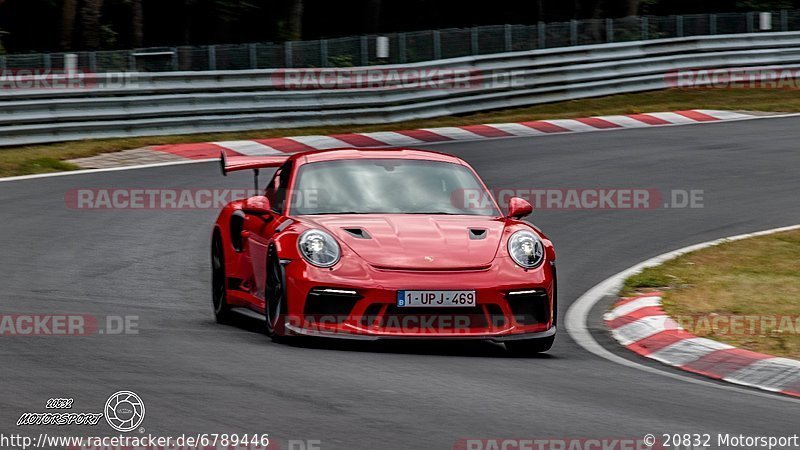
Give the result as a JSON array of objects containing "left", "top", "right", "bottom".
[
  {"left": 285, "top": 322, "right": 557, "bottom": 342},
  {"left": 281, "top": 255, "right": 556, "bottom": 340}
]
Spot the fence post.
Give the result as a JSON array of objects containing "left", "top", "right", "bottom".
[
  {"left": 64, "top": 53, "right": 77, "bottom": 71},
  {"left": 760, "top": 12, "right": 773, "bottom": 31},
  {"left": 470, "top": 27, "right": 479, "bottom": 55},
  {"left": 320, "top": 39, "right": 328, "bottom": 67},
  {"left": 781, "top": 10, "right": 789, "bottom": 31},
  {"left": 606, "top": 18, "right": 614, "bottom": 43},
  {"left": 504, "top": 24, "right": 512, "bottom": 52},
  {"left": 677, "top": 15, "right": 684, "bottom": 37},
  {"left": 129, "top": 51, "right": 136, "bottom": 71},
  {"left": 398, "top": 33, "right": 407, "bottom": 63},
  {"left": 538, "top": 22, "right": 546, "bottom": 49},
  {"left": 360, "top": 35, "right": 369, "bottom": 65},
  {"left": 570, "top": 20, "right": 578, "bottom": 45},
  {"left": 284, "top": 42, "right": 293, "bottom": 68},
  {"left": 208, "top": 45, "right": 217, "bottom": 70},
  {"left": 172, "top": 47, "right": 179, "bottom": 71},
  {"left": 432, "top": 30, "right": 442, "bottom": 60},
  {"left": 747, "top": 12, "right": 754, "bottom": 33},
  {"left": 709, "top": 14, "right": 718, "bottom": 34},
  {"left": 249, "top": 43, "right": 257, "bottom": 69},
  {"left": 641, "top": 16, "right": 649, "bottom": 40},
  {"left": 43, "top": 54, "right": 51, "bottom": 70},
  {"left": 89, "top": 52, "right": 97, "bottom": 72}
]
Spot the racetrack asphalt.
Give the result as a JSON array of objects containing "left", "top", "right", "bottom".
[{"left": 1, "top": 116, "right": 799, "bottom": 449}]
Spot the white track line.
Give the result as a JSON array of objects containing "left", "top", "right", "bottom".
[
  {"left": 564, "top": 224, "right": 800, "bottom": 403},
  {"left": 213, "top": 140, "right": 285, "bottom": 156},
  {"left": 541, "top": 119, "right": 599, "bottom": 132},
  {"left": 596, "top": 115, "right": 654, "bottom": 128},
  {"left": 288, "top": 135, "right": 352, "bottom": 149},
  {"left": 0, "top": 159, "right": 217, "bottom": 183},
  {"left": 358, "top": 131, "right": 425, "bottom": 146},
  {"left": 419, "top": 127, "right": 483, "bottom": 140},
  {"left": 645, "top": 112, "right": 699, "bottom": 124},
  {"left": 695, "top": 110, "right": 754, "bottom": 120},
  {"left": 648, "top": 338, "right": 734, "bottom": 366},
  {"left": 488, "top": 123, "right": 548, "bottom": 136},
  {"left": 611, "top": 315, "right": 679, "bottom": 346},
  {"left": 603, "top": 295, "right": 661, "bottom": 320},
  {"left": 724, "top": 358, "right": 800, "bottom": 391}
]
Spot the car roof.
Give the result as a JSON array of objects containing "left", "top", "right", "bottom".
[{"left": 290, "top": 148, "right": 466, "bottom": 166}]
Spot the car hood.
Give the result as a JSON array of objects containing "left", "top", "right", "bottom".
[{"left": 300, "top": 214, "right": 506, "bottom": 270}]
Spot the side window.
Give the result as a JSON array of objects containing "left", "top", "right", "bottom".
[{"left": 265, "top": 162, "right": 292, "bottom": 214}]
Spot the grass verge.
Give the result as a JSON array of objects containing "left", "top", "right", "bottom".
[
  {"left": 621, "top": 228, "right": 800, "bottom": 359},
  {"left": 1, "top": 88, "right": 798, "bottom": 177}
]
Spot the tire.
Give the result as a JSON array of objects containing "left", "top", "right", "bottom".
[
  {"left": 265, "top": 247, "right": 287, "bottom": 339},
  {"left": 551, "top": 264, "right": 558, "bottom": 327},
  {"left": 211, "top": 232, "right": 234, "bottom": 323},
  {"left": 505, "top": 335, "right": 555, "bottom": 355}
]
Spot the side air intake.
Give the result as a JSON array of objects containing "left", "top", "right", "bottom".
[
  {"left": 343, "top": 228, "right": 371, "bottom": 239},
  {"left": 469, "top": 228, "right": 488, "bottom": 240}
]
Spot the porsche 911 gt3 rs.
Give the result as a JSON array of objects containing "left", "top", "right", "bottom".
[{"left": 211, "top": 148, "right": 557, "bottom": 353}]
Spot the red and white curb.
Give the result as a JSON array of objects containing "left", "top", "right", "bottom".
[
  {"left": 605, "top": 293, "right": 800, "bottom": 398},
  {"left": 145, "top": 109, "right": 755, "bottom": 160}
]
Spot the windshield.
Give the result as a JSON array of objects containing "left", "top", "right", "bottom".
[{"left": 290, "top": 159, "right": 499, "bottom": 216}]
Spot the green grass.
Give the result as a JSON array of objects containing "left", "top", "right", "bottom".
[
  {"left": 621, "top": 229, "right": 800, "bottom": 359},
  {"left": 2, "top": 88, "right": 800, "bottom": 177}
]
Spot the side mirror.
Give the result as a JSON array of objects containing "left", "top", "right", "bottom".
[
  {"left": 242, "top": 196, "right": 272, "bottom": 215},
  {"left": 507, "top": 197, "right": 533, "bottom": 219}
]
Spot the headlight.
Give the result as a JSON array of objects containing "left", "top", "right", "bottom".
[
  {"left": 507, "top": 230, "right": 544, "bottom": 269},
  {"left": 298, "top": 229, "right": 341, "bottom": 268}
]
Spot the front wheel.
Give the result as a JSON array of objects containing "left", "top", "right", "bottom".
[
  {"left": 211, "top": 233, "right": 233, "bottom": 323},
  {"left": 505, "top": 335, "right": 555, "bottom": 355},
  {"left": 265, "top": 248, "right": 287, "bottom": 339}
]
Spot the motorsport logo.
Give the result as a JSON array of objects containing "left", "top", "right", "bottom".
[
  {"left": 104, "top": 391, "right": 146, "bottom": 432},
  {"left": 17, "top": 391, "right": 145, "bottom": 432}
]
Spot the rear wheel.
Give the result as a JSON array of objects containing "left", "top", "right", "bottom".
[
  {"left": 211, "top": 233, "right": 233, "bottom": 323},
  {"left": 265, "top": 248, "right": 287, "bottom": 339},
  {"left": 505, "top": 335, "right": 555, "bottom": 355}
]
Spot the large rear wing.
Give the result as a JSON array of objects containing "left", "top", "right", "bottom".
[{"left": 219, "top": 152, "right": 290, "bottom": 176}]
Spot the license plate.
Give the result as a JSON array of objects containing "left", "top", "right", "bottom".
[{"left": 396, "top": 290, "right": 476, "bottom": 307}]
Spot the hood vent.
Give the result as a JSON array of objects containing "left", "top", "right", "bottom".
[
  {"left": 469, "top": 228, "right": 488, "bottom": 240},
  {"left": 343, "top": 227, "right": 371, "bottom": 239}
]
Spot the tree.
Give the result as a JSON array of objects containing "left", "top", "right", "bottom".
[
  {"left": 81, "top": 0, "right": 105, "bottom": 49},
  {"left": 365, "top": 0, "right": 382, "bottom": 33},
  {"left": 60, "top": 0, "right": 78, "bottom": 50},
  {"left": 288, "top": 0, "right": 303, "bottom": 40},
  {"left": 132, "top": 0, "right": 143, "bottom": 47},
  {"left": 625, "top": 0, "right": 641, "bottom": 16}
]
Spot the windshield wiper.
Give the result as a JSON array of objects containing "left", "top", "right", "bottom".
[{"left": 403, "top": 212, "right": 474, "bottom": 215}]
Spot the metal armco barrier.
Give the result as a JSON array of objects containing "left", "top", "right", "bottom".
[{"left": 1, "top": 32, "right": 800, "bottom": 147}]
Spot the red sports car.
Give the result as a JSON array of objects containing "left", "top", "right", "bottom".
[{"left": 211, "top": 148, "right": 557, "bottom": 353}]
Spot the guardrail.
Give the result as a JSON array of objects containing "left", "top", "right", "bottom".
[{"left": 1, "top": 32, "right": 799, "bottom": 147}]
